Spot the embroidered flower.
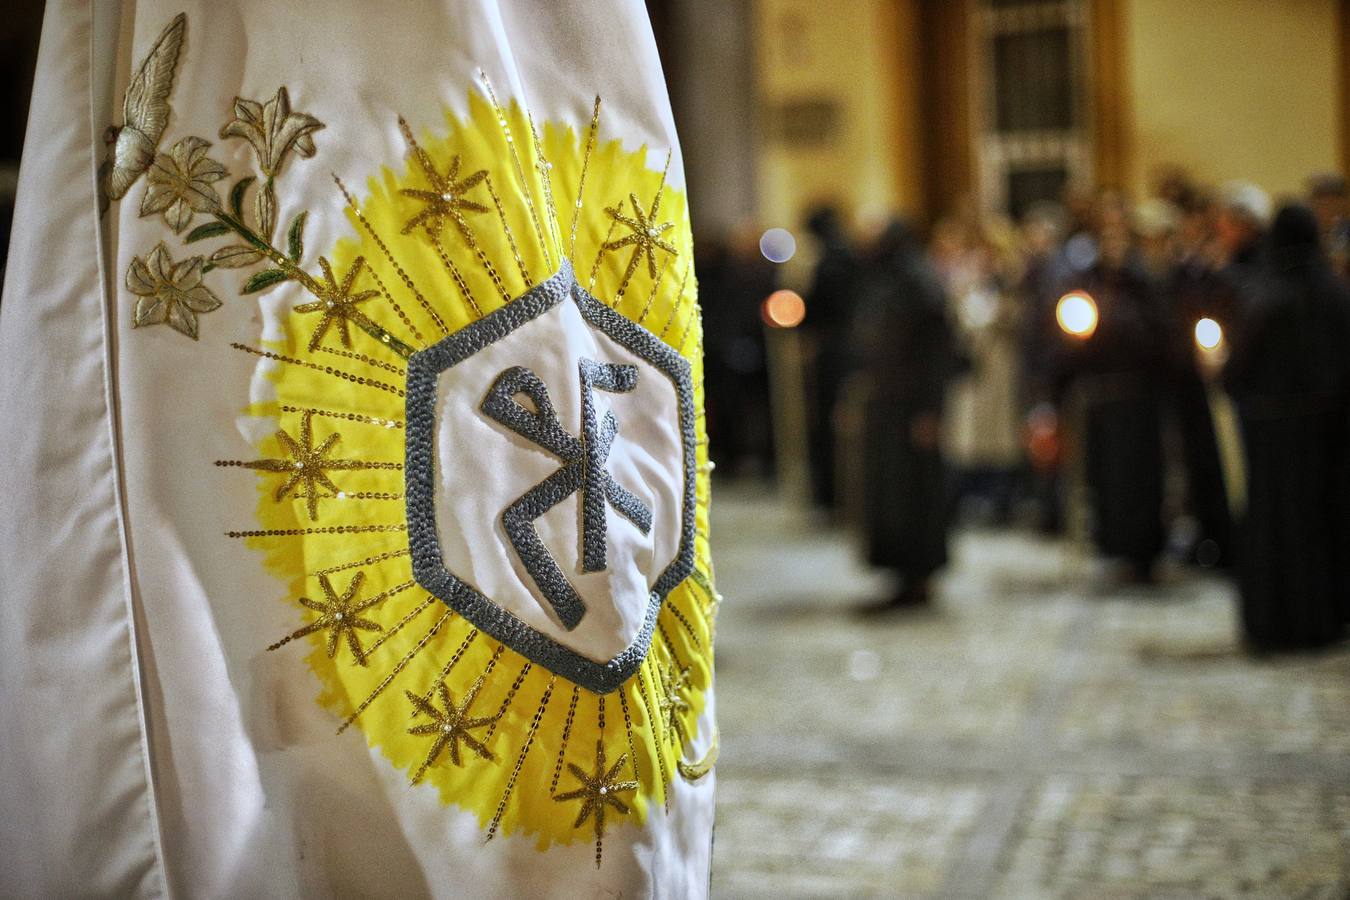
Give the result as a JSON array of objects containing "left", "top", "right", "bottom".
[
  {"left": 139, "top": 136, "right": 227, "bottom": 233},
  {"left": 126, "top": 242, "right": 223, "bottom": 340},
  {"left": 220, "top": 86, "right": 324, "bottom": 178},
  {"left": 220, "top": 86, "right": 324, "bottom": 236}
]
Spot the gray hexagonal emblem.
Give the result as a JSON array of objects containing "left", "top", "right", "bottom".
[{"left": 404, "top": 262, "right": 696, "bottom": 693}]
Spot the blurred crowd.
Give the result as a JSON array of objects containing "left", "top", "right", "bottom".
[{"left": 700, "top": 169, "right": 1350, "bottom": 654}]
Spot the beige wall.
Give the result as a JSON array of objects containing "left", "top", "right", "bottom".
[
  {"left": 752, "top": 0, "right": 923, "bottom": 235},
  {"left": 1123, "top": 0, "right": 1339, "bottom": 200}
]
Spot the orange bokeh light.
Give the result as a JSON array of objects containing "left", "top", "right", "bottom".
[{"left": 762, "top": 289, "right": 806, "bottom": 328}]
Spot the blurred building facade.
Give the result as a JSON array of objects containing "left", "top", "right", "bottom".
[{"left": 655, "top": 0, "right": 1347, "bottom": 235}]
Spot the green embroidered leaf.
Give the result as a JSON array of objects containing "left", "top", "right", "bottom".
[
  {"left": 287, "top": 211, "right": 307, "bottom": 262},
  {"left": 201, "top": 262, "right": 217, "bottom": 274},
  {"left": 184, "top": 221, "right": 230, "bottom": 243},
  {"left": 241, "top": 268, "right": 288, "bottom": 294},
  {"left": 229, "top": 176, "right": 255, "bottom": 220},
  {"left": 209, "top": 244, "right": 266, "bottom": 268}
]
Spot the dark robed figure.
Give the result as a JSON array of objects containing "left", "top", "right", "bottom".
[
  {"left": 804, "top": 207, "right": 860, "bottom": 509},
  {"left": 1054, "top": 226, "right": 1170, "bottom": 579},
  {"left": 1224, "top": 204, "right": 1350, "bottom": 651},
  {"left": 855, "top": 221, "right": 959, "bottom": 607}
]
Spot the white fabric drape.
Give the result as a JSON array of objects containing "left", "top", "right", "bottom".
[{"left": 0, "top": 2, "right": 712, "bottom": 897}]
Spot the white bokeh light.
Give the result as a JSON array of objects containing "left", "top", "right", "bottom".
[
  {"left": 1195, "top": 317, "right": 1223, "bottom": 350},
  {"left": 758, "top": 227, "right": 797, "bottom": 263}
]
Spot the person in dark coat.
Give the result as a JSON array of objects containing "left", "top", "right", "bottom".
[
  {"left": 1163, "top": 193, "right": 1236, "bottom": 567},
  {"left": 1018, "top": 203, "right": 1073, "bottom": 534},
  {"left": 854, "top": 219, "right": 960, "bottom": 609},
  {"left": 803, "top": 206, "right": 860, "bottom": 510},
  {"left": 697, "top": 231, "right": 776, "bottom": 476},
  {"left": 1223, "top": 203, "right": 1350, "bottom": 651},
  {"left": 1053, "top": 219, "right": 1169, "bottom": 580}
]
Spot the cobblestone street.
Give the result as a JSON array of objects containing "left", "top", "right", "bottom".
[{"left": 709, "top": 485, "right": 1350, "bottom": 899}]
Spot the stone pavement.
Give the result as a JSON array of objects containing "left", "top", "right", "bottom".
[{"left": 707, "top": 484, "right": 1350, "bottom": 899}]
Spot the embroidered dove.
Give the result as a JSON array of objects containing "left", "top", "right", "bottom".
[{"left": 98, "top": 12, "right": 186, "bottom": 213}]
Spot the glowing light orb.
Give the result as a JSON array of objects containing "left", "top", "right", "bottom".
[
  {"left": 762, "top": 289, "right": 806, "bottom": 328},
  {"left": 758, "top": 227, "right": 797, "bottom": 263},
  {"left": 1195, "top": 317, "right": 1223, "bottom": 351},
  {"left": 1056, "top": 291, "right": 1098, "bottom": 338}
]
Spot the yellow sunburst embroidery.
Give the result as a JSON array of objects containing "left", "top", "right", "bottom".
[{"left": 223, "top": 86, "right": 715, "bottom": 854}]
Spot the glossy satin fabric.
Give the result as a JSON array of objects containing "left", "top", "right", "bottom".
[{"left": 0, "top": 2, "right": 713, "bottom": 897}]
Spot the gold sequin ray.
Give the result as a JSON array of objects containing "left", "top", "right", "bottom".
[
  {"left": 229, "top": 342, "right": 406, "bottom": 397},
  {"left": 426, "top": 229, "right": 484, "bottom": 320},
  {"left": 485, "top": 174, "right": 532, "bottom": 291},
  {"left": 635, "top": 663, "right": 671, "bottom": 808},
  {"left": 311, "top": 547, "right": 410, "bottom": 579},
  {"left": 688, "top": 567, "right": 719, "bottom": 611},
  {"left": 330, "top": 490, "right": 402, "bottom": 502},
  {"left": 280, "top": 405, "right": 404, "bottom": 431},
  {"left": 450, "top": 206, "right": 511, "bottom": 308},
  {"left": 485, "top": 673, "right": 556, "bottom": 842},
  {"left": 549, "top": 684, "right": 582, "bottom": 796},
  {"left": 553, "top": 740, "right": 639, "bottom": 868},
  {"left": 226, "top": 523, "right": 407, "bottom": 539},
  {"left": 587, "top": 202, "right": 622, "bottom": 293},
  {"left": 657, "top": 288, "right": 684, "bottom": 341},
  {"left": 336, "top": 607, "right": 454, "bottom": 734},
  {"left": 675, "top": 305, "right": 701, "bottom": 358},
  {"left": 656, "top": 148, "right": 673, "bottom": 197},
  {"left": 361, "top": 593, "right": 437, "bottom": 658},
  {"left": 524, "top": 107, "right": 563, "bottom": 249},
  {"left": 357, "top": 263, "right": 426, "bottom": 347},
  {"left": 406, "top": 674, "right": 498, "bottom": 783},
  {"left": 482, "top": 660, "right": 532, "bottom": 743},
  {"left": 634, "top": 254, "right": 671, "bottom": 322},
  {"left": 412, "top": 642, "right": 506, "bottom": 718},
  {"left": 479, "top": 70, "right": 555, "bottom": 270},
  {"left": 664, "top": 599, "right": 706, "bottom": 652},
  {"left": 568, "top": 95, "right": 602, "bottom": 261},
  {"left": 316, "top": 344, "right": 405, "bottom": 376},
  {"left": 332, "top": 172, "right": 450, "bottom": 337},
  {"left": 617, "top": 688, "right": 642, "bottom": 788},
  {"left": 638, "top": 258, "right": 690, "bottom": 329},
  {"left": 415, "top": 627, "right": 481, "bottom": 707},
  {"left": 656, "top": 620, "right": 690, "bottom": 673}
]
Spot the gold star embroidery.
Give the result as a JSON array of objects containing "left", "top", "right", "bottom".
[
  {"left": 603, "top": 190, "right": 677, "bottom": 280},
  {"left": 658, "top": 665, "right": 692, "bottom": 746},
  {"left": 406, "top": 677, "right": 497, "bottom": 783},
  {"left": 232, "top": 411, "right": 380, "bottom": 520},
  {"left": 554, "top": 741, "right": 638, "bottom": 844},
  {"left": 399, "top": 152, "right": 489, "bottom": 235},
  {"left": 292, "top": 256, "right": 380, "bottom": 351},
  {"left": 267, "top": 571, "right": 382, "bottom": 665}
]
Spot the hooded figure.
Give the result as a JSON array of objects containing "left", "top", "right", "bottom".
[
  {"left": 1224, "top": 203, "right": 1350, "bottom": 651},
  {"left": 853, "top": 219, "right": 959, "bottom": 608},
  {"left": 1052, "top": 219, "right": 1170, "bottom": 581},
  {"left": 804, "top": 205, "right": 860, "bottom": 509}
]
